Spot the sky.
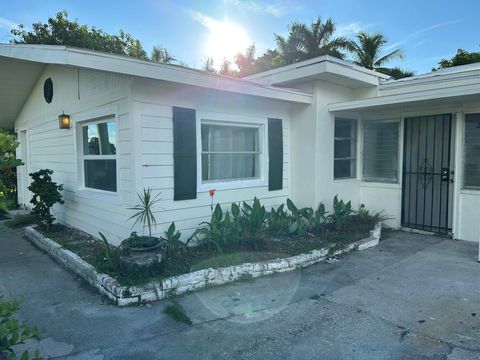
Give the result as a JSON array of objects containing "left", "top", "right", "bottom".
[{"left": 0, "top": 0, "right": 479, "bottom": 74}]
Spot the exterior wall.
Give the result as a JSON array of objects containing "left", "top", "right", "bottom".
[
  {"left": 132, "top": 78, "right": 292, "bottom": 239},
  {"left": 15, "top": 65, "right": 135, "bottom": 244}
]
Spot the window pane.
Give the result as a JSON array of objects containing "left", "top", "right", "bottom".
[
  {"left": 202, "top": 153, "right": 260, "bottom": 181},
  {"left": 201, "top": 123, "right": 261, "bottom": 181},
  {"left": 202, "top": 124, "right": 259, "bottom": 152},
  {"left": 83, "top": 121, "right": 117, "bottom": 155},
  {"left": 465, "top": 114, "right": 480, "bottom": 188},
  {"left": 84, "top": 159, "right": 117, "bottom": 192},
  {"left": 334, "top": 118, "right": 356, "bottom": 179},
  {"left": 334, "top": 159, "right": 356, "bottom": 179},
  {"left": 363, "top": 121, "right": 399, "bottom": 183}
]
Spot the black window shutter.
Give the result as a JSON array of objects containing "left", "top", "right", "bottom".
[
  {"left": 268, "top": 118, "right": 283, "bottom": 191},
  {"left": 173, "top": 107, "right": 197, "bottom": 200}
]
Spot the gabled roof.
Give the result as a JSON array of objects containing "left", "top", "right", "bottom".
[
  {"left": 0, "top": 44, "right": 313, "bottom": 127},
  {"left": 244, "top": 55, "right": 390, "bottom": 88}
]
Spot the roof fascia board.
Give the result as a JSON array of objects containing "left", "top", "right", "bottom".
[
  {"left": 0, "top": 45, "right": 312, "bottom": 104},
  {"left": 329, "top": 83, "right": 480, "bottom": 112}
]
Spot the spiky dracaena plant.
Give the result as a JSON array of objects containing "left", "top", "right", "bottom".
[{"left": 128, "top": 188, "right": 161, "bottom": 237}]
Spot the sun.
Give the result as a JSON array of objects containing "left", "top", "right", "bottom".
[{"left": 206, "top": 21, "right": 250, "bottom": 67}]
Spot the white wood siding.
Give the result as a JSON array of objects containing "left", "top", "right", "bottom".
[
  {"left": 15, "top": 65, "right": 135, "bottom": 244},
  {"left": 133, "top": 79, "right": 292, "bottom": 239}
]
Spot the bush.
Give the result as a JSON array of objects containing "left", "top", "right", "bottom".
[
  {"left": 329, "top": 195, "right": 352, "bottom": 231},
  {"left": 0, "top": 297, "right": 41, "bottom": 360},
  {"left": 28, "top": 169, "right": 64, "bottom": 232},
  {"left": 0, "top": 130, "right": 23, "bottom": 213}
]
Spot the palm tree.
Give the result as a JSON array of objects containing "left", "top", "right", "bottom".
[
  {"left": 350, "top": 32, "right": 414, "bottom": 79},
  {"left": 275, "top": 17, "right": 352, "bottom": 65},
  {"left": 151, "top": 45, "right": 176, "bottom": 64},
  {"left": 350, "top": 32, "right": 403, "bottom": 70}
]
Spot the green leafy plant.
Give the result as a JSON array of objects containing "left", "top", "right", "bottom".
[
  {"left": 128, "top": 188, "right": 161, "bottom": 237},
  {"left": 0, "top": 130, "right": 23, "bottom": 214},
  {"left": 163, "top": 222, "right": 186, "bottom": 258},
  {"left": 266, "top": 204, "right": 290, "bottom": 236},
  {"left": 28, "top": 169, "right": 64, "bottom": 232},
  {"left": 286, "top": 198, "right": 311, "bottom": 235},
  {"left": 190, "top": 203, "right": 243, "bottom": 252},
  {"left": 329, "top": 195, "right": 353, "bottom": 231},
  {"left": 4, "top": 214, "right": 37, "bottom": 229},
  {"left": 240, "top": 197, "right": 266, "bottom": 244},
  {"left": 0, "top": 297, "right": 41, "bottom": 360},
  {"left": 98, "top": 232, "right": 121, "bottom": 273},
  {"left": 306, "top": 202, "right": 328, "bottom": 232},
  {"left": 163, "top": 302, "right": 192, "bottom": 325}
]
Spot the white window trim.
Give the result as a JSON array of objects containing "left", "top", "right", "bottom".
[
  {"left": 334, "top": 117, "right": 358, "bottom": 181},
  {"left": 196, "top": 111, "right": 268, "bottom": 192},
  {"left": 462, "top": 112, "right": 480, "bottom": 191},
  {"left": 362, "top": 118, "right": 401, "bottom": 184},
  {"left": 74, "top": 108, "right": 119, "bottom": 200}
]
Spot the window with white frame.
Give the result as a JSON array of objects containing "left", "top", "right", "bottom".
[
  {"left": 363, "top": 120, "right": 399, "bottom": 183},
  {"left": 334, "top": 118, "right": 357, "bottom": 179},
  {"left": 81, "top": 119, "right": 117, "bottom": 192},
  {"left": 464, "top": 113, "right": 480, "bottom": 188},
  {"left": 201, "top": 122, "right": 262, "bottom": 182}
]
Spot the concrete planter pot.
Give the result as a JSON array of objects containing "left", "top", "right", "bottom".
[
  {"left": 24, "top": 222, "right": 382, "bottom": 306},
  {"left": 118, "top": 236, "right": 165, "bottom": 275}
]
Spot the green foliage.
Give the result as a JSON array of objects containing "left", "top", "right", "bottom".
[
  {"left": 98, "top": 232, "right": 120, "bottom": 272},
  {"left": 266, "top": 204, "right": 290, "bottom": 236},
  {"left": 329, "top": 195, "right": 353, "bottom": 231},
  {"left": 0, "top": 297, "right": 41, "bottom": 360},
  {"left": 128, "top": 188, "right": 161, "bottom": 237},
  {"left": 4, "top": 214, "right": 37, "bottom": 229},
  {"left": 435, "top": 49, "right": 480, "bottom": 70},
  {"left": 10, "top": 11, "right": 176, "bottom": 64},
  {"left": 0, "top": 130, "right": 22, "bottom": 213},
  {"left": 240, "top": 197, "right": 267, "bottom": 244},
  {"left": 191, "top": 203, "right": 242, "bottom": 252},
  {"left": 28, "top": 169, "right": 64, "bottom": 232},
  {"left": 286, "top": 198, "right": 310, "bottom": 235},
  {"left": 163, "top": 222, "right": 186, "bottom": 258},
  {"left": 163, "top": 302, "right": 192, "bottom": 325}
]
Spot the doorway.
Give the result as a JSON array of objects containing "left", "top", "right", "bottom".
[{"left": 401, "top": 114, "right": 454, "bottom": 234}]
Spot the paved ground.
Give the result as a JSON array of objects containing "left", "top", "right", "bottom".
[{"left": 1, "top": 226, "right": 480, "bottom": 360}]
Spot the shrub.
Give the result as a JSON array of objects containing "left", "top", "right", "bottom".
[
  {"left": 266, "top": 204, "right": 290, "bottom": 236},
  {"left": 240, "top": 197, "right": 266, "bottom": 245},
  {"left": 0, "top": 130, "right": 23, "bottom": 213},
  {"left": 329, "top": 195, "right": 353, "bottom": 231},
  {"left": 0, "top": 297, "right": 41, "bottom": 360},
  {"left": 191, "top": 204, "right": 242, "bottom": 252},
  {"left": 28, "top": 169, "right": 64, "bottom": 232}
]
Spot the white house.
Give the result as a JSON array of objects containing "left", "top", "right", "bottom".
[{"left": 0, "top": 44, "right": 479, "bottom": 246}]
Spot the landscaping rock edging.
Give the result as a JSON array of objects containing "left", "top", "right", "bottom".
[{"left": 24, "top": 223, "right": 382, "bottom": 306}]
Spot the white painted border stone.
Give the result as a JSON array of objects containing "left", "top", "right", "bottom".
[{"left": 25, "top": 222, "right": 382, "bottom": 306}]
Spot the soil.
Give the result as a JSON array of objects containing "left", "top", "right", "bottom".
[{"left": 38, "top": 216, "right": 376, "bottom": 286}]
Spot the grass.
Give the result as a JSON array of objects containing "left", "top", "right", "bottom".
[
  {"left": 4, "top": 213, "right": 37, "bottom": 228},
  {"left": 163, "top": 302, "right": 192, "bottom": 325}
]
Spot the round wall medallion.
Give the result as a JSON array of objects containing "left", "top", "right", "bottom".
[{"left": 43, "top": 78, "right": 53, "bottom": 104}]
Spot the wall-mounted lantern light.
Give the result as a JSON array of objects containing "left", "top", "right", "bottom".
[{"left": 58, "top": 112, "right": 71, "bottom": 129}]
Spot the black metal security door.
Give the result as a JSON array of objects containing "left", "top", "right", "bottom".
[{"left": 401, "top": 114, "right": 453, "bottom": 234}]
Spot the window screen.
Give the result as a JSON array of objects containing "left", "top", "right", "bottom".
[
  {"left": 464, "top": 114, "right": 480, "bottom": 188},
  {"left": 363, "top": 120, "right": 399, "bottom": 183}
]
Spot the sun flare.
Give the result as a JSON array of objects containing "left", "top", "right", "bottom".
[{"left": 206, "top": 21, "right": 250, "bottom": 67}]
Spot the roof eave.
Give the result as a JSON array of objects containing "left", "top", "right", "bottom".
[{"left": 0, "top": 45, "right": 313, "bottom": 105}]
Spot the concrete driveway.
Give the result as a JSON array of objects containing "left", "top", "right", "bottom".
[{"left": 1, "top": 226, "right": 479, "bottom": 360}]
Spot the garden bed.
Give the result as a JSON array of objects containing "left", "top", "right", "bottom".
[{"left": 24, "top": 220, "right": 381, "bottom": 306}]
